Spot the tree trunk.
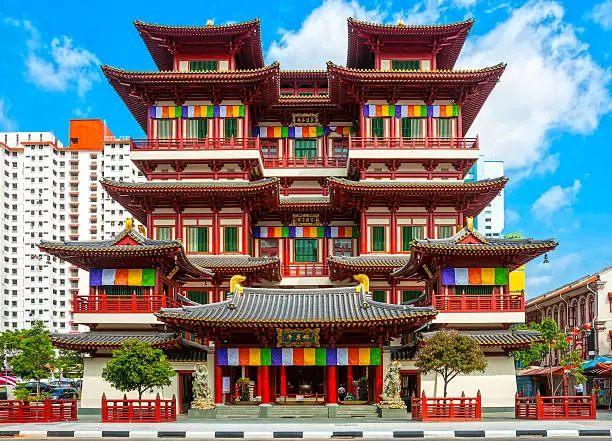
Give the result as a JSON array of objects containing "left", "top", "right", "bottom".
[
  {"left": 36, "top": 378, "right": 41, "bottom": 398},
  {"left": 138, "top": 389, "right": 143, "bottom": 400},
  {"left": 443, "top": 379, "right": 448, "bottom": 397}
]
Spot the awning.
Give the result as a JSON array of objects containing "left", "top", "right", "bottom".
[{"left": 517, "top": 366, "right": 565, "bottom": 377}]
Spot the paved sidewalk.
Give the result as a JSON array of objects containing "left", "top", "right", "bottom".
[{"left": 2, "top": 413, "right": 612, "bottom": 438}]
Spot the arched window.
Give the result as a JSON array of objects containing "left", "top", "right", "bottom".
[
  {"left": 588, "top": 295, "right": 595, "bottom": 322},
  {"left": 559, "top": 304, "right": 566, "bottom": 330},
  {"left": 569, "top": 300, "right": 578, "bottom": 327},
  {"left": 547, "top": 306, "right": 553, "bottom": 319},
  {"left": 579, "top": 297, "right": 586, "bottom": 326},
  {"left": 553, "top": 306, "right": 559, "bottom": 324}
]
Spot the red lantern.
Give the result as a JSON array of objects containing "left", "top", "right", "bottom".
[
  {"left": 551, "top": 339, "right": 557, "bottom": 345},
  {"left": 584, "top": 323, "right": 592, "bottom": 331},
  {"left": 573, "top": 327, "right": 580, "bottom": 336},
  {"left": 565, "top": 336, "right": 573, "bottom": 343}
]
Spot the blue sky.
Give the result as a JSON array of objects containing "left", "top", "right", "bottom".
[{"left": 1, "top": 0, "right": 611, "bottom": 297}]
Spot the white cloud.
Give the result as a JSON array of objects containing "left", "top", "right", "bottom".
[
  {"left": 505, "top": 208, "right": 521, "bottom": 224},
  {"left": 589, "top": 0, "right": 612, "bottom": 30},
  {"left": 72, "top": 107, "right": 92, "bottom": 118},
  {"left": 266, "top": 0, "right": 384, "bottom": 68},
  {"left": 458, "top": 1, "right": 612, "bottom": 172},
  {"left": 532, "top": 179, "right": 581, "bottom": 219},
  {"left": 5, "top": 18, "right": 100, "bottom": 98},
  {"left": 0, "top": 97, "right": 17, "bottom": 132},
  {"left": 525, "top": 252, "right": 580, "bottom": 297}
]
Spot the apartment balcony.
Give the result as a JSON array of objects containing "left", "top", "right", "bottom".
[
  {"left": 348, "top": 136, "right": 480, "bottom": 162},
  {"left": 432, "top": 292, "right": 525, "bottom": 325}
]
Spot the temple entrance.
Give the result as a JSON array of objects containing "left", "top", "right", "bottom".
[
  {"left": 278, "top": 366, "right": 325, "bottom": 404},
  {"left": 178, "top": 371, "right": 194, "bottom": 414}
]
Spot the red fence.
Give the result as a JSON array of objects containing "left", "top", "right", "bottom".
[
  {"left": 0, "top": 399, "right": 77, "bottom": 423},
  {"left": 432, "top": 293, "right": 524, "bottom": 313},
  {"left": 349, "top": 137, "right": 478, "bottom": 150},
  {"left": 132, "top": 137, "right": 260, "bottom": 151},
  {"left": 262, "top": 156, "right": 347, "bottom": 168},
  {"left": 283, "top": 263, "right": 329, "bottom": 277},
  {"left": 73, "top": 294, "right": 181, "bottom": 313},
  {"left": 102, "top": 394, "right": 176, "bottom": 423},
  {"left": 515, "top": 394, "right": 596, "bottom": 420},
  {"left": 412, "top": 393, "right": 481, "bottom": 421}
]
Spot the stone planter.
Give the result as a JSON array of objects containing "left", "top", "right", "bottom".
[
  {"left": 379, "top": 407, "right": 407, "bottom": 419},
  {"left": 187, "top": 407, "right": 216, "bottom": 419}
]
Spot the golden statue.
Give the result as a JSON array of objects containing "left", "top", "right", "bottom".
[
  {"left": 230, "top": 275, "right": 247, "bottom": 294},
  {"left": 353, "top": 274, "right": 369, "bottom": 293},
  {"left": 466, "top": 216, "right": 474, "bottom": 231},
  {"left": 137, "top": 225, "right": 146, "bottom": 235},
  {"left": 125, "top": 217, "right": 134, "bottom": 231}
]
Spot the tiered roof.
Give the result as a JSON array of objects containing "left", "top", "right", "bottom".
[
  {"left": 189, "top": 255, "right": 282, "bottom": 282},
  {"left": 328, "top": 254, "right": 411, "bottom": 281}
]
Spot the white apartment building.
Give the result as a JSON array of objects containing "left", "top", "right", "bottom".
[
  {"left": 465, "top": 156, "right": 504, "bottom": 237},
  {"left": 0, "top": 120, "right": 142, "bottom": 333}
]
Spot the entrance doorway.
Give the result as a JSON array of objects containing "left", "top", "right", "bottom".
[
  {"left": 178, "top": 371, "right": 194, "bottom": 414},
  {"left": 400, "top": 370, "right": 420, "bottom": 410},
  {"left": 278, "top": 366, "right": 325, "bottom": 404}
]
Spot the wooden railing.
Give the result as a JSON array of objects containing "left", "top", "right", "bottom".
[
  {"left": 262, "top": 156, "right": 348, "bottom": 168},
  {"left": 0, "top": 399, "right": 77, "bottom": 423},
  {"left": 73, "top": 294, "right": 181, "bottom": 313},
  {"left": 275, "top": 393, "right": 326, "bottom": 405},
  {"left": 131, "top": 137, "right": 260, "bottom": 151},
  {"left": 102, "top": 394, "right": 176, "bottom": 423},
  {"left": 432, "top": 293, "right": 525, "bottom": 312},
  {"left": 283, "top": 263, "right": 329, "bottom": 277},
  {"left": 349, "top": 136, "right": 478, "bottom": 150},
  {"left": 412, "top": 393, "right": 481, "bottom": 421},
  {"left": 515, "top": 394, "right": 596, "bottom": 420}
]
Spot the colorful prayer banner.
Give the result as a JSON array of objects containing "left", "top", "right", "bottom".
[
  {"left": 90, "top": 269, "right": 156, "bottom": 287},
  {"left": 253, "top": 226, "right": 359, "bottom": 239},
  {"left": 149, "top": 105, "right": 245, "bottom": 119},
  {"left": 362, "top": 105, "right": 459, "bottom": 118},
  {"left": 253, "top": 126, "right": 354, "bottom": 139},
  {"left": 441, "top": 267, "right": 509, "bottom": 286},
  {"left": 216, "top": 347, "right": 381, "bottom": 366}
]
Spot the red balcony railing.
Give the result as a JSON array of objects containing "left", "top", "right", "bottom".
[
  {"left": 131, "top": 137, "right": 260, "bottom": 150},
  {"left": 102, "top": 394, "right": 176, "bottom": 423},
  {"left": 432, "top": 292, "right": 524, "bottom": 312},
  {"left": 73, "top": 294, "right": 181, "bottom": 313},
  {"left": 349, "top": 136, "right": 478, "bottom": 150},
  {"left": 0, "top": 399, "right": 77, "bottom": 423},
  {"left": 515, "top": 394, "right": 596, "bottom": 420},
  {"left": 262, "top": 156, "right": 348, "bottom": 168},
  {"left": 283, "top": 263, "right": 329, "bottom": 277}
]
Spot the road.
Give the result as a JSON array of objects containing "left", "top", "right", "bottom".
[{"left": 34, "top": 438, "right": 612, "bottom": 441}]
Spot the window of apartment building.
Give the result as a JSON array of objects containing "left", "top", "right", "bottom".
[
  {"left": 333, "top": 239, "right": 352, "bottom": 257},
  {"left": 260, "top": 239, "right": 278, "bottom": 258},
  {"left": 187, "top": 227, "right": 208, "bottom": 253},
  {"left": 224, "top": 118, "right": 238, "bottom": 138},
  {"left": 370, "top": 117, "right": 384, "bottom": 138},
  {"left": 294, "top": 239, "right": 318, "bottom": 262},
  {"left": 401, "top": 226, "right": 423, "bottom": 251},
  {"left": 157, "top": 226, "right": 172, "bottom": 240},
  {"left": 438, "top": 226, "right": 454, "bottom": 239},
  {"left": 187, "top": 118, "right": 208, "bottom": 138},
  {"left": 294, "top": 139, "right": 316, "bottom": 158},
  {"left": 401, "top": 118, "right": 423, "bottom": 137},
  {"left": 371, "top": 226, "right": 386, "bottom": 252},
  {"left": 372, "top": 290, "right": 386, "bottom": 302},
  {"left": 189, "top": 60, "right": 219, "bottom": 71},
  {"left": 224, "top": 226, "right": 238, "bottom": 252}
]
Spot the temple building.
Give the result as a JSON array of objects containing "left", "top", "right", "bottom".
[{"left": 40, "top": 17, "right": 557, "bottom": 415}]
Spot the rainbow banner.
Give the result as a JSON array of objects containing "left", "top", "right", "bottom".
[
  {"left": 253, "top": 126, "right": 354, "bottom": 139},
  {"left": 362, "top": 105, "right": 459, "bottom": 118},
  {"left": 149, "top": 105, "right": 245, "bottom": 119},
  {"left": 253, "top": 226, "right": 359, "bottom": 239},
  {"left": 89, "top": 269, "right": 156, "bottom": 287},
  {"left": 217, "top": 347, "right": 381, "bottom": 366},
  {"left": 441, "top": 267, "right": 509, "bottom": 286}
]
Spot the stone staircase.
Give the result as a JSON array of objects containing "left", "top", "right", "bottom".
[
  {"left": 212, "top": 404, "right": 380, "bottom": 419},
  {"left": 335, "top": 404, "right": 379, "bottom": 418}
]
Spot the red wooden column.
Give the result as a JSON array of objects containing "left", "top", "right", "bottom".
[
  {"left": 327, "top": 365, "right": 338, "bottom": 404},
  {"left": 214, "top": 350, "right": 223, "bottom": 404},
  {"left": 347, "top": 366, "right": 354, "bottom": 396},
  {"left": 212, "top": 208, "right": 220, "bottom": 254},
  {"left": 360, "top": 209, "right": 367, "bottom": 253},
  {"left": 390, "top": 205, "right": 397, "bottom": 253},
  {"left": 426, "top": 207, "right": 435, "bottom": 239},
  {"left": 283, "top": 238, "right": 290, "bottom": 275},
  {"left": 257, "top": 367, "right": 262, "bottom": 398},
  {"left": 280, "top": 366, "right": 287, "bottom": 398},
  {"left": 242, "top": 208, "right": 250, "bottom": 254},
  {"left": 261, "top": 366, "right": 271, "bottom": 404},
  {"left": 146, "top": 210, "right": 153, "bottom": 238},
  {"left": 174, "top": 206, "right": 183, "bottom": 240}
]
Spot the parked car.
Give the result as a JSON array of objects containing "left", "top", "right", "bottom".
[
  {"left": 49, "top": 387, "right": 78, "bottom": 400},
  {"left": 22, "top": 382, "right": 52, "bottom": 393},
  {"left": 49, "top": 380, "right": 76, "bottom": 388}
]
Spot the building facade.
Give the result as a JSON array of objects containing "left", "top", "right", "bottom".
[
  {"left": 42, "top": 18, "right": 556, "bottom": 413},
  {"left": 465, "top": 157, "right": 504, "bottom": 238}
]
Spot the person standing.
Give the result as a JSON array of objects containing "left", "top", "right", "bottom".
[
  {"left": 576, "top": 383, "right": 584, "bottom": 396},
  {"left": 338, "top": 384, "right": 346, "bottom": 401}
]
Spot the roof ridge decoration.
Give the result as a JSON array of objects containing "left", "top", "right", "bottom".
[
  {"left": 347, "top": 17, "right": 475, "bottom": 30},
  {"left": 134, "top": 18, "right": 261, "bottom": 30}
]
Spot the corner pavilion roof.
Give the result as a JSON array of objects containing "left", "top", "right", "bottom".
[
  {"left": 328, "top": 254, "right": 412, "bottom": 281},
  {"left": 157, "top": 286, "right": 437, "bottom": 329},
  {"left": 50, "top": 332, "right": 179, "bottom": 350},
  {"left": 392, "top": 226, "right": 558, "bottom": 278},
  {"left": 134, "top": 19, "right": 265, "bottom": 71},
  {"left": 39, "top": 226, "right": 213, "bottom": 279},
  {"left": 188, "top": 255, "right": 282, "bottom": 282},
  {"left": 346, "top": 18, "right": 474, "bottom": 70}
]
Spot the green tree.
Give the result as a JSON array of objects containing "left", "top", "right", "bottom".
[
  {"left": 102, "top": 339, "right": 175, "bottom": 399},
  {"left": 0, "top": 322, "right": 55, "bottom": 397},
  {"left": 415, "top": 329, "right": 488, "bottom": 397},
  {"left": 512, "top": 318, "right": 586, "bottom": 395},
  {"left": 55, "top": 349, "right": 84, "bottom": 379},
  {"left": 505, "top": 232, "right": 524, "bottom": 239}
]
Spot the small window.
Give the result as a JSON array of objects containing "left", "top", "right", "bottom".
[
  {"left": 401, "top": 118, "right": 422, "bottom": 137},
  {"left": 157, "top": 226, "right": 172, "bottom": 240},
  {"left": 260, "top": 239, "right": 278, "bottom": 257},
  {"left": 189, "top": 60, "right": 219, "bottom": 71},
  {"left": 402, "top": 290, "right": 422, "bottom": 303},
  {"left": 294, "top": 239, "right": 318, "bottom": 262},
  {"left": 371, "top": 117, "right": 384, "bottom": 138},
  {"left": 401, "top": 226, "right": 423, "bottom": 251},
  {"left": 438, "top": 226, "right": 454, "bottom": 239},
  {"left": 371, "top": 226, "right": 385, "bottom": 252},
  {"left": 391, "top": 60, "right": 420, "bottom": 71},
  {"left": 224, "top": 118, "right": 238, "bottom": 138},
  {"left": 224, "top": 226, "right": 238, "bottom": 253},
  {"left": 294, "top": 139, "right": 317, "bottom": 158},
  {"left": 437, "top": 118, "right": 452, "bottom": 138},
  {"left": 187, "top": 227, "right": 208, "bottom": 253},
  {"left": 333, "top": 239, "right": 352, "bottom": 257},
  {"left": 187, "top": 118, "right": 208, "bottom": 139},
  {"left": 187, "top": 290, "right": 208, "bottom": 305},
  {"left": 372, "top": 290, "right": 386, "bottom": 302},
  {"left": 157, "top": 119, "right": 171, "bottom": 139}
]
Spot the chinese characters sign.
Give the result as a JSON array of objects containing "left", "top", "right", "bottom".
[{"left": 277, "top": 328, "right": 320, "bottom": 347}]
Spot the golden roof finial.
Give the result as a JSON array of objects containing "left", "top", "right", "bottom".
[
  {"left": 466, "top": 216, "right": 474, "bottom": 231},
  {"left": 397, "top": 19, "right": 406, "bottom": 27},
  {"left": 230, "top": 275, "right": 246, "bottom": 294},
  {"left": 206, "top": 19, "right": 214, "bottom": 27},
  {"left": 125, "top": 217, "right": 134, "bottom": 231},
  {"left": 137, "top": 225, "right": 146, "bottom": 235},
  {"left": 353, "top": 274, "right": 369, "bottom": 293}
]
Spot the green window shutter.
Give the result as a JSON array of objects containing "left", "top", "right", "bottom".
[
  {"left": 455, "top": 285, "right": 494, "bottom": 295},
  {"left": 372, "top": 290, "right": 386, "bottom": 302},
  {"left": 371, "top": 118, "right": 384, "bottom": 138},
  {"left": 402, "top": 290, "right": 422, "bottom": 303},
  {"left": 437, "top": 118, "right": 452, "bottom": 137},
  {"left": 224, "top": 118, "right": 238, "bottom": 138},
  {"left": 402, "top": 118, "right": 422, "bottom": 137},
  {"left": 392, "top": 60, "right": 420, "bottom": 71},
  {"left": 157, "top": 119, "right": 171, "bottom": 138},
  {"left": 294, "top": 139, "right": 317, "bottom": 158},
  {"left": 298, "top": 92, "right": 314, "bottom": 96},
  {"left": 188, "top": 290, "right": 208, "bottom": 304},
  {"left": 224, "top": 226, "right": 238, "bottom": 252},
  {"left": 187, "top": 118, "right": 208, "bottom": 138},
  {"left": 190, "top": 60, "right": 219, "bottom": 71},
  {"left": 294, "top": 239, "right": 318, "bottom": 262},
  {"left": 157, "top": 227, "right": 171, "bottom": 240},
  {"left": 188, "top": 227, "right": 208, "bottom": 252},
  {"left": 438, "top": 226, "right": 453, "bottom": 239},
  {"left": 372, "top": 226, "right": 385, "bottom": 252}
]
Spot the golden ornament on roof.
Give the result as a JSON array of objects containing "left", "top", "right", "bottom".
[
  {"left": 125, "top": 217, "right": 134, "bottom": 231},
  {"left": 354, "top": 273, "right": 369, "bottom": 292},
  {"left": 230, "top": 275, "right": 246, "bottom": 294}
]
